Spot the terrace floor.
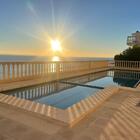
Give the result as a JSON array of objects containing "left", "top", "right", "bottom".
[
  {"left": 0, "top": 88, "right": 140, "bottom": 140},
  {"left": 0, "top": 78, "right": 47, "bottom": 92}
]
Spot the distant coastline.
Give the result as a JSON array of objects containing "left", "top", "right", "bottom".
[{"left": 0, "top": 55, "right": 113, "bottom": 62}]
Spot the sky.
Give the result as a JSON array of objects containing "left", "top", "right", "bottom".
[{"left": 0, "top": 0, "right": 140, "bottom": 58}]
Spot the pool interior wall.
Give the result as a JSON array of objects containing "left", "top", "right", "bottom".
[{"left": 3, "top": 70, "right": 140, "bottom": 109}]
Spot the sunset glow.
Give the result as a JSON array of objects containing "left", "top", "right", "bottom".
[{"left": 0, "top": 0, "right": 140, "bottom": 58}]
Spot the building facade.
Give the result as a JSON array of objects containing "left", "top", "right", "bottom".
[{"left": 127, "top": 31, "right": 140, "bottom": 46}]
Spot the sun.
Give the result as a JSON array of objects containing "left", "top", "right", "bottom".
[{"left": 51, "top": 39, "right": 62, "bottom": 52}]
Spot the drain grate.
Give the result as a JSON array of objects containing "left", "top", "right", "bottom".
[{"left": 136, "top": 102, "right": 140, "bottom": 107}]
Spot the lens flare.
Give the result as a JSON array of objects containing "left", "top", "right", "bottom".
[{"left": 51, "top": 39, "right": 62, "bottom": 52}]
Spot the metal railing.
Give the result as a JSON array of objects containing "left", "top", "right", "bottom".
[
  {"left": 0, "top": 61, "right": 110, "bottom": 83},
  {"left": 115, "top": 60, "right": 140, "bottom": 71}
]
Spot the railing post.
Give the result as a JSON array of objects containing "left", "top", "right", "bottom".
[
  {"left": 8, "top": 63, "right": 10, "bottom": 80},
  {"left": 32, "top": 63, "right": 34, "bottom": 76},
  {"left": 2, "top": 64, "right": 6, "bottom": 80},
  {"left": 17, "top": 64, "right": 19, "bottom": 79},
  {"left": 35, "top": 63, "right": 37, "bottom": 76},
  {"left": 28, "top": 64, "right": 30, "bottom": 77},
  {"left": 56, "top": 62, "right": 60, "bottom": 80},
  {"left": 12, "top": 63, "right": 15, "bottom": 79},
  {"left": 21, "top": 64, "right": 23, "bottom": 78}
]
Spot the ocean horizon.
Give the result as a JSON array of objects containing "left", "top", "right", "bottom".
[{"left": 0, "top": 55, "right": 113, "bottom": 62}]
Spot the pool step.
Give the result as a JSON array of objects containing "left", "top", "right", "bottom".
[{"left": 60, "top": 81, "right": 104, "bottom": 89}]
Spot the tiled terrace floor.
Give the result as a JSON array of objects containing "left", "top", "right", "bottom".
[{"left": 0, "top": 89, "right": 140, "bottom": 140}]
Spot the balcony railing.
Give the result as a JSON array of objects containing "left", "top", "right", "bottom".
[
  {"left": 0, "top": 61, "right": 110, "bottom": 83},
  {"left": 115, "top": 60, "right": 140, "bottom": 71}
]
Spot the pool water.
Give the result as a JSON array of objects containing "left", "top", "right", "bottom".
[
  {"left": 86, "top": 77, "right": 138, "bottom": 88},
  {"left": 4, "top": 70, "right": 140, "bottom": 109},
  {"left": 35, "top": 85, "right": 99, "bottom": 109}
]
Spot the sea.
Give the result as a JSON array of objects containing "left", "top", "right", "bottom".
[{"left": 0, "top": 55, "right": 113, "bottom": 62}]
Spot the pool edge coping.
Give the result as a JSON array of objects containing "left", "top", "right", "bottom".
[{"left": 0, "top": 86, "right": 119, "bottom": 127}]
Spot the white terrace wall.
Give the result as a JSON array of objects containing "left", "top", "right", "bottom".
[
  {"left": 0, "top": 61, "right": 110, "bottom": 83},
  {"left": 115, "top": 60, "right": 140, "bottom": 71}
]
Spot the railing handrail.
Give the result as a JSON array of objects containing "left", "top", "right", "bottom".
[{"left": 115, "top": 60, "right": 140, "bottom": 62}]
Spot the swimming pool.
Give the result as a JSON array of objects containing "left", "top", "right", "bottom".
[{"left": 4, "top": 70, "right": 140, "bottom": 109}]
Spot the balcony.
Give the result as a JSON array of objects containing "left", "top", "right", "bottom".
[{"left": 127, "top": 36, "right": 136, "bottom": 46}]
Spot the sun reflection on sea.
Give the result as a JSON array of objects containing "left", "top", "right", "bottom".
[{"left": 52, "top": 56, "right": 60, "bottom": 61}]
